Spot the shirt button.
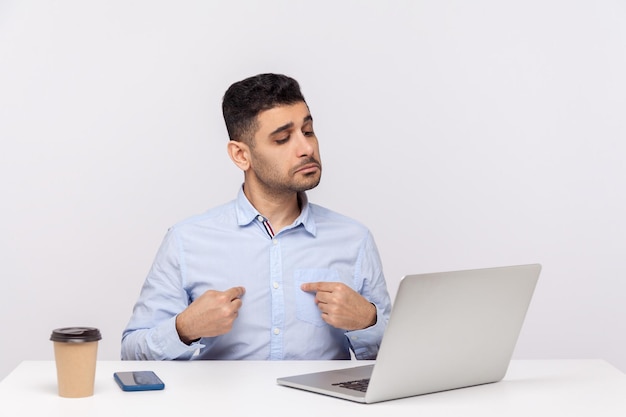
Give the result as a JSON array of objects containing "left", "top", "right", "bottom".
[
  {"left": 257, "top": 215, "right": 264, "bottom": 222},
  {"left": 273, "top": 328, "right": 281, "bottom": 335},
  {"left": 273, "top": 281, "right": 279, "bottom": 289},
  {"left": 273, "top": 239, "right": 278, "bottom": 245}
]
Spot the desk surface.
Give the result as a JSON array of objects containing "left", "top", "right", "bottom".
[{"left": 1, "top": 360, "right": 625, "bottom": 416}]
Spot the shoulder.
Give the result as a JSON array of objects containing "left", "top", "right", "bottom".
[
  {"left": 169, "top": 200, "right": 236, "bottom": 232},
  {"left": 308, "top": 202, "right": 370, "bottom": 234}
]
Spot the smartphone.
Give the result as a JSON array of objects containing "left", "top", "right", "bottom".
[{"left": 113, "top": 371, "right": 165, "bottom": 391}]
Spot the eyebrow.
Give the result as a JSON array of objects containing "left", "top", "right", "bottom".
[{"left": 269, "top": 115, "right": 313, "bottom": 136}]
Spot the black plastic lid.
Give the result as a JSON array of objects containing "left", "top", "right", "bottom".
[{"left": 50, "top": 327, "right": 102, "bottom": 343}]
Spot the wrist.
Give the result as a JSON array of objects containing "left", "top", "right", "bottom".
[
  {"left": 365, "top": 303, "right": 377, "bottom": 328},
  {"left": 175, "top": 313, "right": 199, "bottom": 345}
]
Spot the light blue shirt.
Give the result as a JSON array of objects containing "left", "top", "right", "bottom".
[{"left": 121, "top": 187, "right": 391, "bottom": 361}]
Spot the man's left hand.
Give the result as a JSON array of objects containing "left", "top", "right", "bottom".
[{"left": 300, "top": 282, "right": 377, "bottom": 331}]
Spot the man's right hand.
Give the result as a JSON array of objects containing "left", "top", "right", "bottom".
[{"left": 175, "top": 286, "right": 245, "bottom": 344}]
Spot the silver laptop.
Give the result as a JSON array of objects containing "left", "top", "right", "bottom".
[{"left": 277, "top": 263, "right": 541, "bottom": 403}]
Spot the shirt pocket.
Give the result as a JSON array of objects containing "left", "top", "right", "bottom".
[{"left": 294, "top": 268, "right": 340, "bottom": 327}]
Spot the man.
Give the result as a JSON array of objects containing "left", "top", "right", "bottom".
[{"left": 121, "top": 73, "right": 391, "bottom": 360}]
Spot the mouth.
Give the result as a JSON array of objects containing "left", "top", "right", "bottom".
[{"left": 294, "top": 162, "right": 321, "bottom": 175}]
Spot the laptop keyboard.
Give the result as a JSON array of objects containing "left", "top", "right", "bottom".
[{"left": 332, "top": 378, "right": 370, "bottom": 392}]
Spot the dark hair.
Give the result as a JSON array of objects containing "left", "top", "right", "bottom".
[{"left": 222, "top": 73, "right": 306, "bottom": 143}]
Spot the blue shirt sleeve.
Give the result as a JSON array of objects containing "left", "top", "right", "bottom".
[
  {"left": 121, "top": 229, "right": 202, "bottom": 360},
  {"left": 345, "top": 231, "right": 391, "bottom": 359}
]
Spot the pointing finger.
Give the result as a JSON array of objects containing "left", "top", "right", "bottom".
[{"left": 300, "top": 282, "right": 333, "bottom": 293}]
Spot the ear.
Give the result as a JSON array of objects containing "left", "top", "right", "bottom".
[{"left": 227, "top": 140, "right": 251, "bottom": 171}]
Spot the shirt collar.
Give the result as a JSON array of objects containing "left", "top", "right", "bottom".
[{"left": 235, "top": 185, "right": 317, "bottom": 237}]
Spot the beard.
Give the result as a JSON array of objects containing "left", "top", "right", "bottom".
[{"left": 251, "top": 156, "right": 322, "bottom": 195}]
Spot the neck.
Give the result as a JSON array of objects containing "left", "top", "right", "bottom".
[{"left": 242, "top": 183, "right": 302, "bottom": 233}]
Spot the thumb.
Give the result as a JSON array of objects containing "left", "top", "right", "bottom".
[{"left": 225, "top": 286, "right": 246, "bottom": 300}]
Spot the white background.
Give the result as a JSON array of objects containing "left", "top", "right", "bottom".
[{"left": 1, "top": 1, "right": 625, "bottom": 380}]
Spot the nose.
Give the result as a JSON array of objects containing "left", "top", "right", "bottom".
[{"left": 295, "top": 131, "right": 316, "bottom": 157}]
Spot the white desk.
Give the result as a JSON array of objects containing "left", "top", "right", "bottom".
[{"left": 1, "top": 360, "right": 624, "bottom": 416}]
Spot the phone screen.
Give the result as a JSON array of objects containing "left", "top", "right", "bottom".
[{"left": 114, "top": 371, "right": 165, "bottom": 391}]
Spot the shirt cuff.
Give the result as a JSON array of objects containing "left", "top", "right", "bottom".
[
  {"left": 152, "top": 316, "right": 205, "bottom": 359},
  {"left": 344, "top": 305, "right": 385, "bottom": 360}
]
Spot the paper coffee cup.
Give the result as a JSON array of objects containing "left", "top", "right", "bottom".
[{"left": 50, "top": 327, "right": 102, "bottom": 398}]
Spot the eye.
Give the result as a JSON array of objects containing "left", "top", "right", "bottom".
[
  {"left": 276, "top": 137, "right": 289, "bottom": 145},
  {"left": 303, "top": 130, "right": 315, "bottom": 137}
]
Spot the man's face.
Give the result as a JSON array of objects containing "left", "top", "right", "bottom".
[{"left": 247, "top": 101, "right": 322, "bottom": 194}]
